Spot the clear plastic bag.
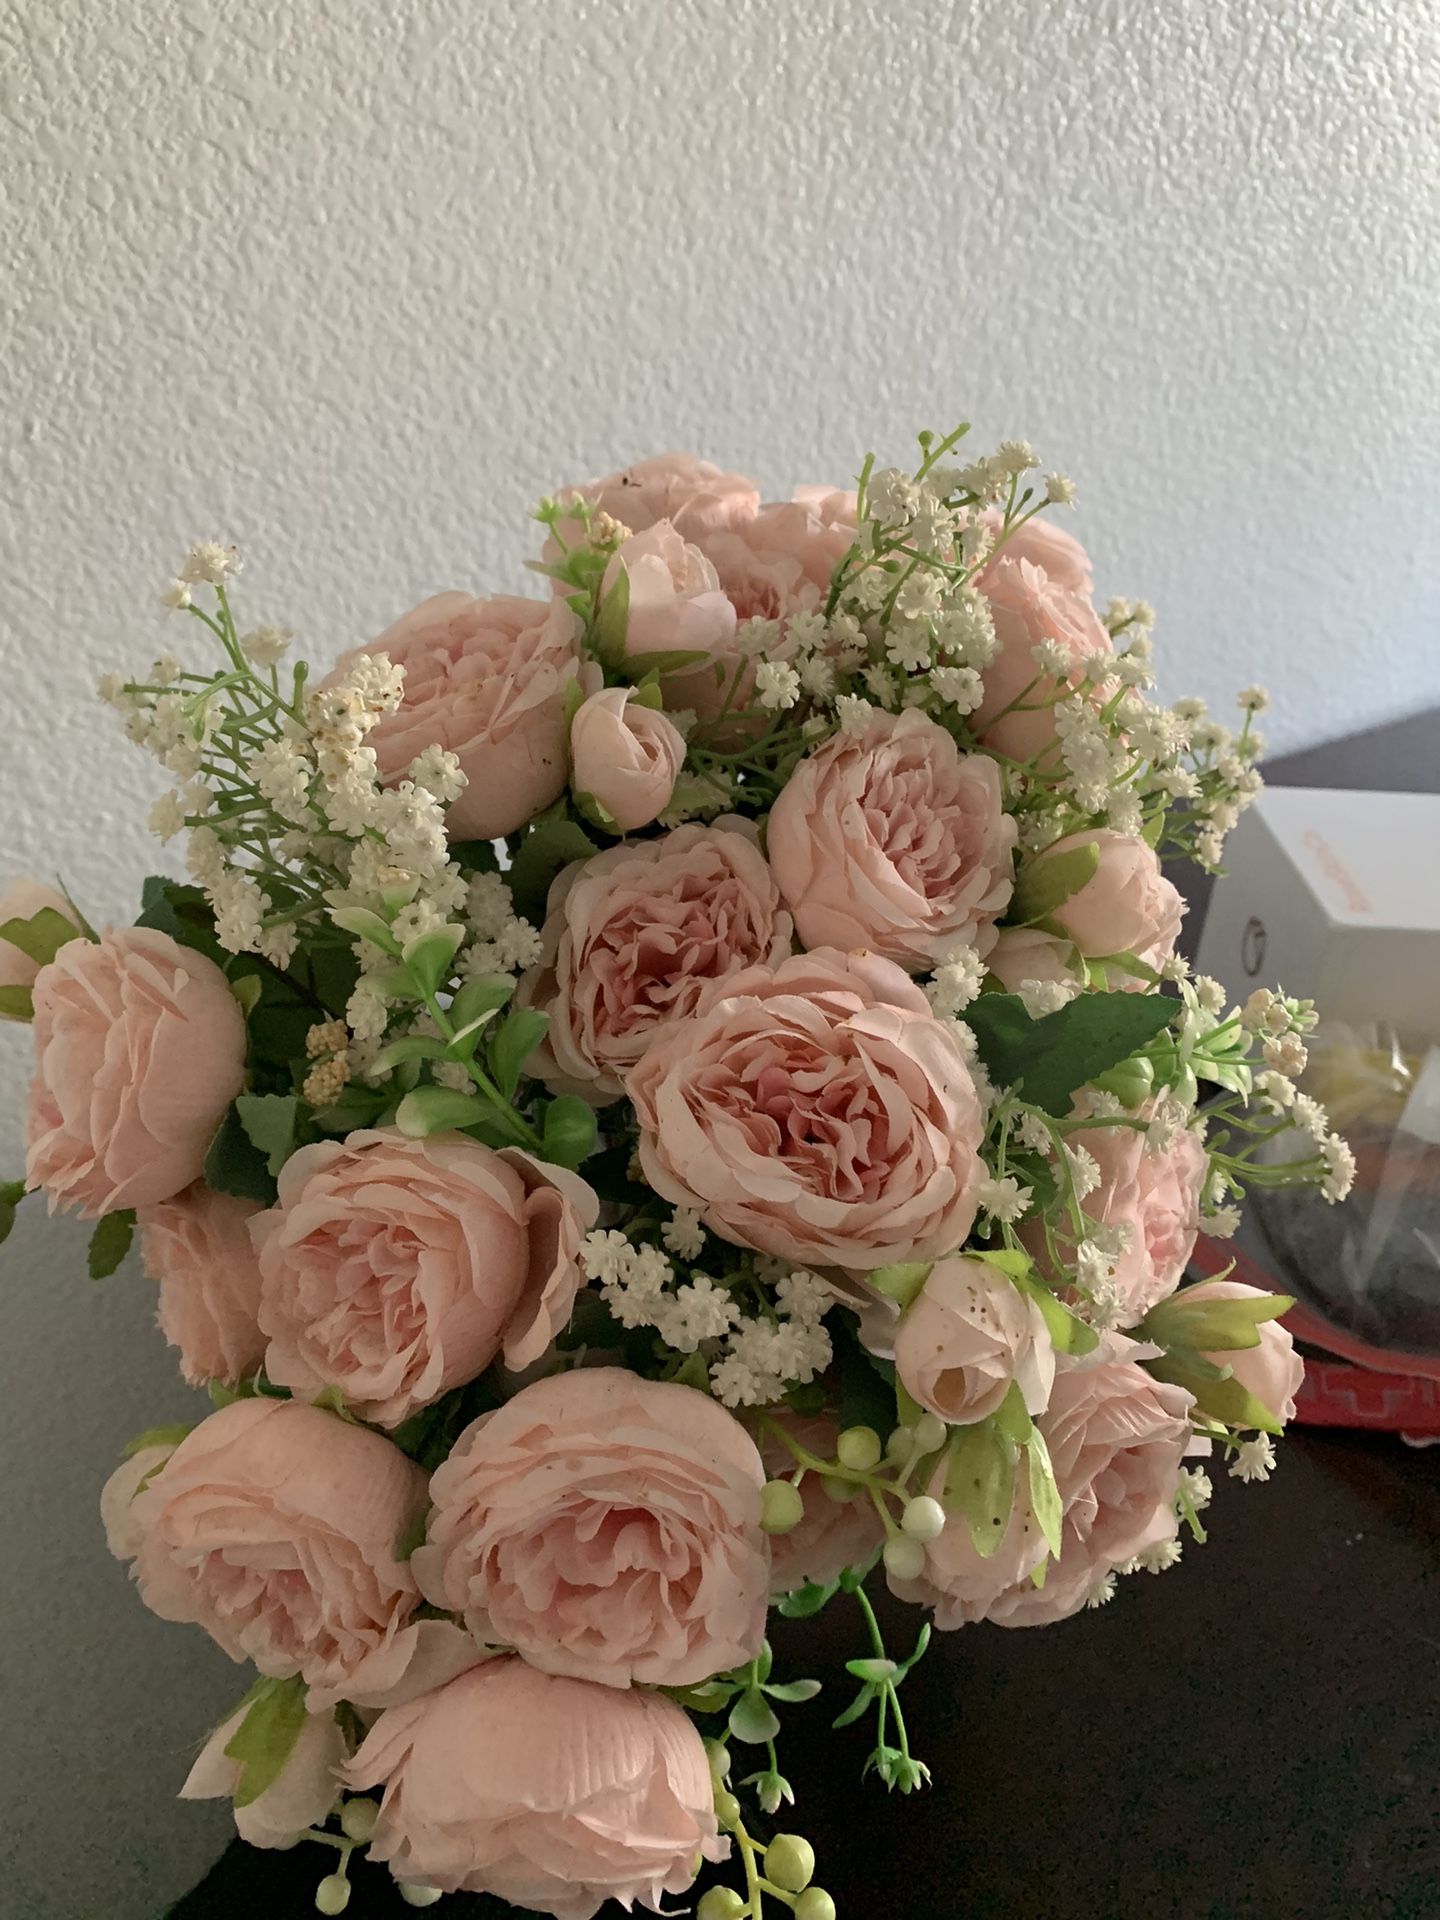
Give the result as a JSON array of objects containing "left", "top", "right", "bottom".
[{"left": 1249, "top": 1022, "right": 1440, "bottom": 1363}]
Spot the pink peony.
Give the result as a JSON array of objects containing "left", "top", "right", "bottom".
[
  {"left": 345, "top": 1657, "right": 726, "bottom": 1918},
  {"left": 761, "top": 1414, "right": 885, "bottom": 1597},
  {"left": 1186, "top": 1277, "right": 1305, "bottom": 1423},
  {"left": 521, "top": 820, "right": 792, "bottom": 1103},
  {"left": 626, "top": 948, "right": 986, "bottom": 1271},
  {"left": 558, "top": 452, "right": 760, "bottom": 542},
  {"left": 414, "top": 1368, "right": 769, "bottom": 1689},
  {"left": 121, "top": 1398, "right": 428, "bottom": 1707},
  {"left": 1035, "top": 1124, "right": 1208, "bottom": 1326},
  {"left": 601, "top": 523, "right": 739, "bottom": 716},
  {"left": 255, "top": 1131, "right": 597, "bottom": 1429},
  {"left": 569, "top": 685, "right": 685, "bottom": 832},
  {"left": 26, "top": 927, "right": 245, "bottom": 1217},
  {"left": 140, "top": 1185, "right": 266, "bottom": 1387},
  {"left": 0, "top": 877, "right": 81, "bottom": 1013},
  {"left": 101, "top": 1443, "right": 179, "bottom": 1560},
  {"left": 181, "top": 1701, "right": 347, "bottom": 1849},
  {"left": 974, "top": 554, "right": 1112, "bottom": 762},
  {"left": 329, "top": 593, "right": 581, "bottom": 840},
  {"left": 886, "top": 1472, "right": 1049, "bottom": 1630},
  {"left": 894, "top": 1256, "right": 1057, "bottom": 1427},
  {"left": 1038, "top": 828, "right": 1185, "bottom": 970},
  {"left": 767, "top": 709, "right": 1016, "bottom": 969},
  {"left": 984, "top": 925, "right": 1084, "bottom": 996}
]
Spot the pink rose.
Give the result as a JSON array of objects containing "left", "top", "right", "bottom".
[
  {"left": 761, "top": 1414, "right": 885, "bottom": 1597},
  {"left": 521, "top": 821, "right": 792, "bottom": 1102},
  {"left": 255, "top": 1130, "right": 597, "bottom": 1428},
  {"left": 101, "top": 1442, "right": 179, "bottom": 1560},
  {"left": 559, "top": 452, "right": 760, "bottom": 542},
  {"left": 893, "top": 1342, "right": 1195, "bottom": 1628},
  {"left": 627, "top": 948, "right": 986, "bottom": 1270},
  {"left": 345, "top": 1658, "right": 726, "bottom": 1918},
  {"left": 767, "top": 709, "right": 1016, "bottom": 969},
  {"left": 122, "top": 1399, "right": 427, "bottom": 1705},
  {"left": 0, "top": 877, "right": 81, "bottom": 1013},
  {"left": 601, "top": 523, "right": 739, "bottom": 717},
  {"left": 1034, "top": 1125, "right": 1207, "bottom": 1326},
  {"left": 181, "top": 1700, "right": 347, "bottom": 1849},
  {"left": 699, "top": 494, "right": 856, "bottom": 622},
  {"left": 974, "top": 555, "right": 1112, "bottom": 762},
  {"left": 982, "top": 511, "right": 1095, "bottom": 596},
  {"left": 984, "top": 925, "right": 1084, "bottom": 996},
  {"left": 330, "top": 593, "right": 581, "bottom": 840},
  {"left": 140, "top": 1185, "right": 266, "bottom": 1387},
  {"left": 569, "top": 685, "right": 685, "bottom": 832},
  {"left": 25, "top": 927, "right": 245, "bottom": 1217},
  {"left": 894, "top": 1256, "right": 1057, "bottom": 1427},
  {"left": 414, "top": 1368, "right": 768, "bottom": 1688},
  {"left": 1036, "top": 829, "right": 1185, "bottom": 969},
  {"left": 1186, "top": 1278, "right": 1305, "bottom": 1423}
]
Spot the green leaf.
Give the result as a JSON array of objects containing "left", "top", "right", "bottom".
[
  {"left": 223, "top": 1677, "right": 309, "bottom": 1809},
  {"left": 124, "top": 1423, "right": 193, "bottom": 1457},
  {"left": 1010, "top": 842, "right": 1100, "bottom": 925},
  {"left": 229, "top": 973, "right": 263, "bottom": 1017},
  {"left": 489, "top": 1007, "right": 550, "bottom": 1100},
  {"left": 541, "top": 1095, "right": 598, "bottom": 1169},
  {"left": 449, "top": 972, "right": 517, "bottom": 1039},
  {"left": 0, "top": 984, "right": 34, "bottom": 1021},
  {"left": 327, "top": 905, "right": 401, "bottom": 951},
  {"left": 992, "top": 1380, "right": 1034, "bottom": 1445},
  {"left": 402, "top": 925, "right": 466, "bottom": 996},
  {"left": 368, "top": 1034, "right": 450, "bottom": 1074},
  {"left": 777, "top": 1577, "right": 842, "bottom": 1619},
  {"left": 1143, "top": 1289, "right": 1293, "bottom": 1354},
  {"left": 0, "top": 1178, "right": 26, "bottom": 1246},
  {"left": 591, "top": 564, "right": 630, "bottom": 668},
  {"left": 764, "top": 1678, "right": 822, "bottom": 1704},
  {"left": 834, "top": 1325, "right": 899, "bottom": 1439},
  {"left": 88, "top": 1210, "right": 136, "bottom": 1279},
  {"left": 1012, "top": 1271, "right": 1100, "bottom": 1356},
  {"left": 0, "top": 905, "right": 82, "bottom": 968},
  {"left": 870, "top": 1261, "right": 933, "bottom": 1311},
  {"left": 944, "top": 1419, "right": 1018, "bottom": 1558},
  {"left": 311, "top": 1084, "right": 388, "bottom": 1134},
  {"left": 728, "top": 1691, "right": 781, "bottom": 1745},
  {"left": 1145, "top": 1349, "right": 1285, "bottom": 1435},
  {"left": 963, "top": 991, "right": 1178, "bottom": 1117},
  {"left": 394, "top": 1085, "right": 488, "bottom": 1138},
  {"left": 204, "top": 1105, "right": 279, "bottom": 1204},
  {"left": 1025, "top": 1428, "right": 1064, "bottom": 1557},
  {"left": 236, "top": 1093, "right": 298, "bottom": 1178},
  {"left": 619, "top": 646, "right": 710, "bottom": 677},
  {"left": 507, "top": 817, "right": 600, "bottom": 923},
  {"left": 135, "top": 877, "right": 223, "bottom": 962}
]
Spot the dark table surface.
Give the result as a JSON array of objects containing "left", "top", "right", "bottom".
[{"left": 172, "top": 710, "right": 1440, "bottom": 1920}]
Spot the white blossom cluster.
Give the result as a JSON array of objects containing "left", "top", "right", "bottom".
[{"left": 578, "top": 1223, "right": 834, "bottom": 1410}]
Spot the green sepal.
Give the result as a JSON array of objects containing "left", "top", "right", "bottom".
[
  {"left": 1010, "top": 842, "right": 1100, "bottom": 925},
  {"left": 591, "top": 565, "right": 630, "bottom": 668},
  {"left": 870, "top": 1260, "right": 933, "bottom": 1311},
  {"left": 943, "top": 1419, "right": 1018, "bottom": 1558},
  {"left": 124, "top": 1423, "right": 193, "bottom": 1457},
  {"left": 222, "top": 1677, "right": 310, "bottom": 1809},
  {"left": 88, "top": 1209, "right": 136, "bottom": 1279},
  {"left": 1143, "top": 1288, "right": 1293, "bottom": 1354},
  {"left": 0, "top": 984, "right": 34, "bottom": 1022},
  {"left": 1144, "top": 1348, "right": 1285, "bottom": 1435}
]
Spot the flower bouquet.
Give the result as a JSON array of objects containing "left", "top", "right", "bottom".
[{"left": 0, "top": 426, "right": 1351, "bottom": 1919}]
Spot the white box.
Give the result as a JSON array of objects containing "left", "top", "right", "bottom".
[{"left": 1194, "top": 787, "right": 1440, "bottom": 1045}]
